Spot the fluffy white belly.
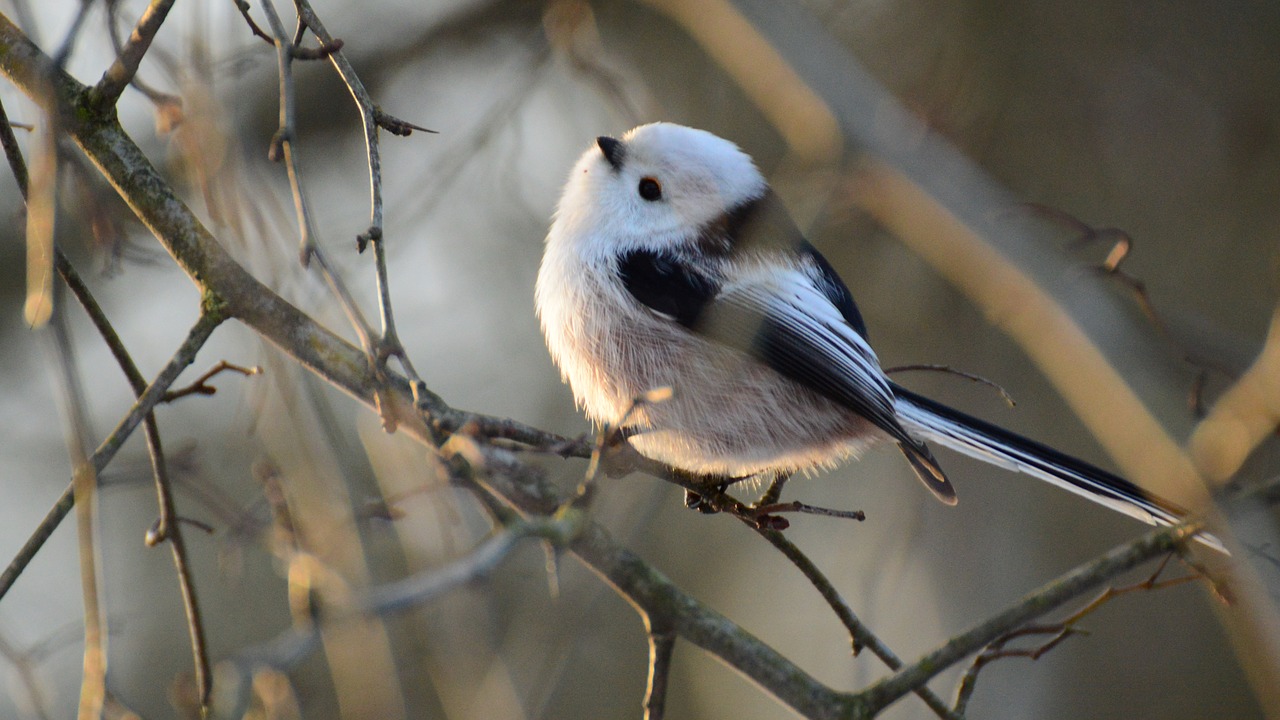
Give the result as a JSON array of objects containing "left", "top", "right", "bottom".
[{"left": 541, "top": 273, "right": 881, "bottom": 477}]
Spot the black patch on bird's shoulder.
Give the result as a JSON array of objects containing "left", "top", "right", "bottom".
[{"left": 617, "top": 249, "right": 719, "bottom": 328}]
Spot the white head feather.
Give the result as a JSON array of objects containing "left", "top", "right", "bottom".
[{"left": 546, "top": 122, "right": 768, "bottom": 262}]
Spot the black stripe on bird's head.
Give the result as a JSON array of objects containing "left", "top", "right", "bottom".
[{"left": 597, "top": 136, "right": 625, "bottom": 172}]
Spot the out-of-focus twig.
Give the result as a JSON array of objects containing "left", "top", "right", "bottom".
[
  {"left": 103, "top": 0, "right": 183, "bottom": 113},
  {"left": 2, "top": 85, "right": 215, "bottom": 710},
  {"left": 22, "top": 76, "right": 55, "bottom": 328},
  {"left": 1190, "top": 308, "right": 1280, "bottom": 485},
  {"left": 0, "top": 630, "right": 53, "bottom": 720},
  {"left": 55, "top": 254, "right": 215, "bottom": 710},
  {"left": 0, "top": 17, "right": 1238, "bottom": 718},
  {"left": 46, "top": 285, "right": 106, "bottom": 720},
  {"left": 228, "top": 515, "right": 576, "bottom": 698}
]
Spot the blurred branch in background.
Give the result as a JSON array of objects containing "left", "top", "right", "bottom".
[{"left": 0, "top": 1, "right": 1274, "bottom": 719}]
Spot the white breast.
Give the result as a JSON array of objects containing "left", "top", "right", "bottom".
[{"left": 535, "top": 238, "right": 884, "bottom": 478}]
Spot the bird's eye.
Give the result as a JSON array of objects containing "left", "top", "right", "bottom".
[{"left": 638, "top": 177, "right": 662, "bottom": 201}]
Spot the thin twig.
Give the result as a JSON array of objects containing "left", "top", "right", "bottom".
[
  {"left": 0, "top": 631, "right": 53, "bottom": 720},
  {"left": 292, "top": 0, "right": 433, "bottom": 403},
  {"left": 231, "top": 0, "right": 276, "bottom": 44},
  {"left": 0, "top": 97, "right": 30, "bottom": 196},
  {"left": 230, "top": 516, "right": 574, "bottom": 682},
  {"left": 884, "top": 364, "right": 1017, "bottom": 408},
  {"left": 749, "top": 501, "right": 866, "bottom": 523},
  {"left": 753, "top": 528, "right": 959, "bottom": 720},
  {"left": 643, "top": 621, "right": 676, "bottom": 720},
  {"left": 163, "top": 360, "right": 261, "bottom": 402},
  {"left": 54, "top": 254, "right": 213, "bottom": 710},
  {"left": 0, "top": 316, "right": 221, "bottom": 604},
  {"left": 860, "top": 521, "right": 1205, "bottom": 715},
  {"left": 259, "top": 0, "right": 380, "bottom": 385},
  {"left": 0, "top": 22, "right": 1231, "bottom": 716},
  {"left": 92, "top": 0, "right": 177, "bottom": 106},
  {"left": 951, "top": 554, "right": 1202, "bottom": 714}
]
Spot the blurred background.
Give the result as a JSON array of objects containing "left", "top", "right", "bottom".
[{"left": 0, "top": 0, "right": 1276, "bottom": 718}]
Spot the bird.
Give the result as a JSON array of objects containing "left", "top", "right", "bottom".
[{"left": 535, "top": 121, "right": 1210, "bottom": 545}]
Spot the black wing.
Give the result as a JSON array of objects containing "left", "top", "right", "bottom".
[{"left": 800, "top": 242, "right": 869, "bottom": 339}]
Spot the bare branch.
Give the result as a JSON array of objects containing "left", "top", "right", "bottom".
[
  {"left": 162, "top": 360, "right": 261, "bottom": 402},
  {"left": 952, "top": 555, "right": 1203, "bottom": 714},
  {"left": 0, "top": 97, "right": 30, "bottom": 197},
  {"left": 0, "top": 315, "right": 221, "bottom": 604},
  {"left": 752, "top": 528, "right": 958, "bottom": 720},
  {"left": 231, "top": 0, "right": 276, "bottom": 44},
  {"left": 0, "top": 16, "right": 1237, "bottom": 719},
  {"left": 92, "top": 0, "right": 177, "bottom": 106},
  {"left": 860, "top": 521, "right": 1205, "bottom": 715},
  {"left": 230, "top": 516, "right": 575, "bottom": 682},
  {"left": 291, "top": 0, "right": 435, "bottom": 413},
  {"left": 643, "top": 621, "right": 676, "bottom": 720},
  {"left": 259, "top": 0, "right": 390, "bottom": 436}
]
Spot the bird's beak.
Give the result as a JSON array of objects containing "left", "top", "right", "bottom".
[{"left": 596, "top": 136, "right": 625, "bottom": 172}]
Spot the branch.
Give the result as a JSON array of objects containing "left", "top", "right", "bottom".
[
  {"left": 229, "top": 517, "right": 575, "bottom": 686},
  {"left": 951, "top": 554, "right": 1201, "bottom": 715},
  {"left": 91, "top": 0, "right": 177, "bottom": 106},
  {"left": 753, "top": 528, "right": 958, "bottom": 719},
  {"left": 0, "top": 88, "right": 214, "bottom": 710},
  {"left": 0, "top": 23, "right": 854, "bottom": 716},
  {"left": 0, "top": 315, "right": 221, "bottom": 604},
  {"left": 55, "top": 254, "right": 214, "bottom": 711},
  {"left": 292, "top": 0, "right": 433, "bottom": 390},
  {"left": 162, "top": 360, "right": 261, "bottom": 402},
  {"left": 231, "top": 0, "right": 276, "bottom": 44},
  {"left": 859, "top": 521, "right": 1203, "bottom": 715},
  {"left": 258, "top": 0, "right": 378, "bottom": 361},
  {"left": 643, "top": 620, "right": 676, "bottom": 720}
]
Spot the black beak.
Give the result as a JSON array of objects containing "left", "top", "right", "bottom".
[{"left": 596, "top": 136, "right": 625, "bottom": 171}]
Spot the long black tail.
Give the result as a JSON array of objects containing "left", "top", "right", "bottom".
[{"left": 891, "top": 383, "right": 1222, "bottom": 551}]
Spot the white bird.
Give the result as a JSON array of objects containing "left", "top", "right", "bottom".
[{"left": 536, "top": 121, "right": 1203, "bottom": 542}]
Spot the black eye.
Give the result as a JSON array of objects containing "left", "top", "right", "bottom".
[{"left": 638, "top": 177, "right": 662, "bottom": 201}]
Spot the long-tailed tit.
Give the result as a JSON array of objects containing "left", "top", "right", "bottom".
[{"left": 536, "top": 122, "right": 1206, "bottom": 542}]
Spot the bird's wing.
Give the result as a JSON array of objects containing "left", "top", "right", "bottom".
[{"left": 616, "top": 248, "right": 956, "bottom": 502}]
